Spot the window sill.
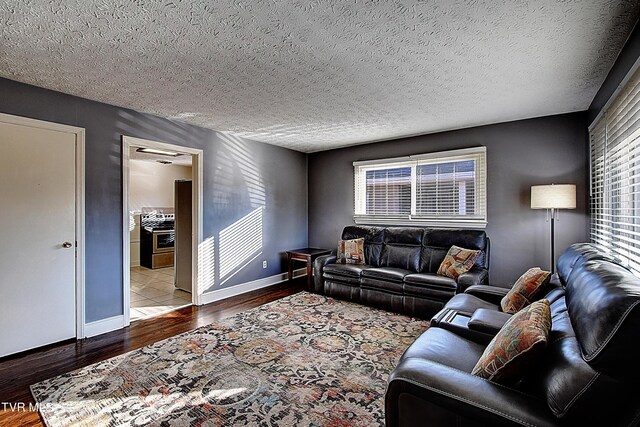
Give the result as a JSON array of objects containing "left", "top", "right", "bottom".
[{"left": 353, "top": 215, "right": 487, "bottom": 229}]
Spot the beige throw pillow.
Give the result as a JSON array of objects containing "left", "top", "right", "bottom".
[
  {"left": 472, "top": 299, "right": 551, "bottom": 385},
  {"left": 501, "top": 267, "right": 551, "bottom": 314},
  {"left": 336, "top": 238, "right": 365, "bottom": 265},
  {"left": 437, "top": 245, "right": 480, "bottom": 279}
]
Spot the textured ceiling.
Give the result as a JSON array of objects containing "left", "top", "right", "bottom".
[{"left": 1, "top": 1, "right": 639, "bottom": 152}]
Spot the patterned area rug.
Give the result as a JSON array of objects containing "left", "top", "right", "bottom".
[{"left": 31, "top": 292, "right": 429, "bottom": 426}]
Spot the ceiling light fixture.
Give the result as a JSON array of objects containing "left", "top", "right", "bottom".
[{"left": 136, "top": 147, "right": 182, "bottom": 157}]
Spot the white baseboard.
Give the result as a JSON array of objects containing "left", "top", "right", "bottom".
[
  {"left": 83, "top": 315, "right": 125, "bottom": 338},
  {"left": 84, "top": 269, "right": 306, "bottom": 337},
  {"left": 199, "top": 268, "right": 307, "bottom": 306},
  {"left": 130, "top": 261, "right": 140, "bottom": 267}
]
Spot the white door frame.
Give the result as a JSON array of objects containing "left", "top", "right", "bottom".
[
  {"left": 122, "top": 135, "right": 204, "bottom": 326},
  {"left": 0, "top": 113, "right": 86, "bottom": 339}
]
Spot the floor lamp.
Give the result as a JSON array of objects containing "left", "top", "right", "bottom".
[{"left": 531, "top": 184, "right": 576, "bottom": 274}]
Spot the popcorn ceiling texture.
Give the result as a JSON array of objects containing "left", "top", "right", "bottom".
[{"left": 0, "top": 1, "right": 638, "bottom": 152}]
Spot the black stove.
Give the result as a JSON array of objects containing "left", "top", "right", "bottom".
[
  {"left": 140, "top": 212, "right": 175, "bottom": 269},
  {"left": 141, "top": 213, "right": 175, "bottom": 232}
]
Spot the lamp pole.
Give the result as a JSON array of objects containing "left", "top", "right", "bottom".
[{"left": 550, "top": 208, "right": 555, "bottom": 274}]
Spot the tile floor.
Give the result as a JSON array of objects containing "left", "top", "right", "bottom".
[{"left": 130, "top": 266, "right": 192, "bottom": 321}]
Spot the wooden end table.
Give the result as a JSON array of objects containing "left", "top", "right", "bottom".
[{"left": 286, "top": 248, "right": 332, "bottom": 291}]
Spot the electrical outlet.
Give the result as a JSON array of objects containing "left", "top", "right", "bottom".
[{"left": 262, "top": 260, "right": 267, "bottom": 269}]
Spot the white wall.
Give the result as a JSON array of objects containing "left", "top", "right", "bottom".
[{"left": 129, "top": 160, "right": 192, "bottom": 266}]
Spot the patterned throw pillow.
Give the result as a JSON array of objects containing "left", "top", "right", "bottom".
[
  {"left": 337, "top": 238, "right": 365, "bottom": 265},
  {"left": 437, "top": 245, "right": 480, "bottom": 279},
  {"left": 472, "top": 299, "right": 551, "bottom": 385},
  {"left": 500, "top": 267, "right": 551, "bottom": 314}
]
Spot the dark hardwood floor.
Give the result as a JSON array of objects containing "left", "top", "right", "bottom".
[{"left": 0, "top": 279, "right": 303, "bottom": 426}]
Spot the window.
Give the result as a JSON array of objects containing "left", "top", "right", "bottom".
[
  {"left": 589, "top": 65, "right": 640, "bottom": 276},
  {"left": 354, "top": 147, "right": 487, "bottom": 227}
]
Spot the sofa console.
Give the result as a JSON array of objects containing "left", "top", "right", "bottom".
[
  {"left": 430, "top": 307, "right": 510, "bottom": 345},
  {"left": 313, "top": 226, "right": 490, "bottom": 319}
]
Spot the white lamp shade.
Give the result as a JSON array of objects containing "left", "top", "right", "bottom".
[{"left": 531, "top": 184, "right": 576, "bottom": 209}]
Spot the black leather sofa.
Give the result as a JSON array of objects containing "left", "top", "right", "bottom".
[
  {"left": 385, "top": 243, "right": 640, "bottom": 426},
  {"left": 313, "top": 226, "right": 489, "bottom": 318}
]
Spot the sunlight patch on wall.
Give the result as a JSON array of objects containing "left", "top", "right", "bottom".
[
  {"left": 197, "top": 236, "right": 215, "bottom": 295},
  {"left": 219, "top": 207, "right": 264, "bottom": 284},
  {"left": 218, "top": 133, "right": 266, "bottom": 208},
  {"left": 129, "top": 212, "right": 136, "bottom": 232}
]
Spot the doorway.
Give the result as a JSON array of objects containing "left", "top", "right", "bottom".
[
  {"left": 122, "top": 136, "right": 203, "bottom": 325},
  {"left": 0, "top": 113, "right": 85, "bottom": 357}
]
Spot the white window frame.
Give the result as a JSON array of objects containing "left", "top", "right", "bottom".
[
  {"left": 588, "top": 57, "right": 640, "bottom": 277},
  {"left": 353, "top": 147, "right": 487, "bottom": 228}
]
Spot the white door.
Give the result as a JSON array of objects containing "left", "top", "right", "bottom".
[{"left": 0, "top": 121, "right": 77, "bottom": 357}]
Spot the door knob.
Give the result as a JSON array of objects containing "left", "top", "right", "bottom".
[{"left": 62, "top": 242, "right": 73, "bottom": 248}]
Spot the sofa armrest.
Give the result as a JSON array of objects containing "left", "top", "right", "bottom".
[
  {"left": 464, "top": 284, "right": 510, "bottom": 305},
  {"left": 386, "top": 358, "right": 559, "bottom": 427},
  {"left": 457, "top": 266, "right": 489, "bottom": 293},
  {"left": 312, "top": 254, "right": 336, "bottom": 294},
  {"left": 468, "top": 309, "right": 512, "bottom": 335}
]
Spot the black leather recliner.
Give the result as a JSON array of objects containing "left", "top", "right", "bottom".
[
  {"left": 313, "top": 226, "right": 490, "bottom": 318},
  {"left": 385, "top": 243, "right": 640, "bottom": 426},
  {"left": 435, "top": 242, "right": 621, "bottom": 318}
]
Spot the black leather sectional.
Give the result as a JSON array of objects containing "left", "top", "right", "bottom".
[
  {"left": 386, "top": 243, "right": 640, "bottom": 426},
  {"left": 313, "top": 226, "right": 490, "bottom": 318}
]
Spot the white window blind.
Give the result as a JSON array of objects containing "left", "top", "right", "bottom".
[
  {"left": 354, "top": 147, "right": 487, "bottom": 228},
  {"left": 589, "top": 64, "right": 640, "bottom": 276},
  {"left": 365, "top": 166, "right": 412, "bottom": 216}
]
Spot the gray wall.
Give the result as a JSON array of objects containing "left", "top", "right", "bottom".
[
  {"left": 308, "top": 113, "right": 589, "bottom": 286},
  {"left": 0, "top": 77, "right": 308, "bottom": 323},
  {"left": 589, "top": 21, "right": 640, "bottom": 123}
]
